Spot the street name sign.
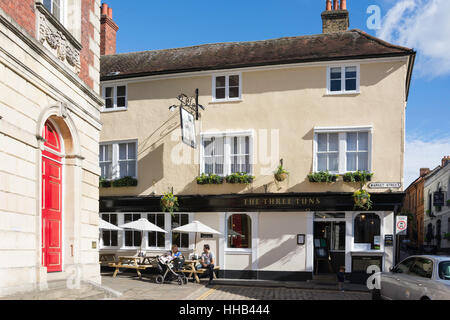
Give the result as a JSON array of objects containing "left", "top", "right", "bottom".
[{"left": 368, "top": 182, "right": 402, "bottom": 189}]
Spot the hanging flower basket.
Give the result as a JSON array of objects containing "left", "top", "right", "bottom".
[
  {"left": 353, "top": 189, "right": 373, "bottom": 210},
  {"left": 160, "top": 192, "right": 179, "bottom": 213},
  {"left": 274, "top": 159, "right": 289, "bottom": 182}
]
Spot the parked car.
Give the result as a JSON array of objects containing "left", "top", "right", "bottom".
[{"left": 372, "top": 255, "right": 450, "bottom": 300}]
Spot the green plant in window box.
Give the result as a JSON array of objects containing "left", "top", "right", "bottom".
[
  {"left": 225, "top": 172, "right": 255, "bottom": 184},
  {"left": 111, "top": 176, "right": 138, "bottom": 187},
  {"left": 353, "top": 189, "right": 373, "bottom": 210},
  {"left": 443, "top": 233, "right": 450, "bottom": 241},
  {"left": 196, "top": 173, "right": 224, "bottom": 185},
  {"left": 447, "top": 199, "right": 450, "bottom": 206},
  {"left": 160, "top": 192, "right": 179, "bottom": 214},
  {"left": 308, "top": 171, "right": 338, "bottom": 183},
  {"left": 343, "top": 171, "right": 373, "bottom": 183},
  {"left": 99, "top": 178, "right": 111, "bottom": 188}
]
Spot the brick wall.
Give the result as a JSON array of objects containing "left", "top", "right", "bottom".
[{"left": 0, "top": 0, "right": 36, "bottom": 37}]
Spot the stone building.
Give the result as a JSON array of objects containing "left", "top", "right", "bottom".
[
  {"left": 423, "top": 157, "right": 450, "bottom": 253},
  {"left": 0, "top": 0, "right": 103, "bottom": 296},
  {"left": 98, "top": 0, "right": 415, "bottom": 283}
]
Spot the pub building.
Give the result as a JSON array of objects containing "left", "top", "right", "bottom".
[{"left": 99, "top": 0, "right": 415, "bottom": 284}]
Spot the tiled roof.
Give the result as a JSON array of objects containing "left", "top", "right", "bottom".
[{"left": 101, "top": 29, "right": 414, "bottom": 81}]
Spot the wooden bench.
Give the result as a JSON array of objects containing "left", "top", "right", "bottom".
[
  {"left": 181, "top": 260, "right": 220, "bottom": 283},
  {"left": 109, "top": 256, "right": 153, "bottom": 279}
]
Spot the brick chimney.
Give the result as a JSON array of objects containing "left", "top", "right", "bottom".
[
  {"left": 322, "top": 0, "right": 350, "bottom": 34},
  {"left": 420, "top": 168, "right": 430, "bottom": 177},
  {"left": 442, "top": 156, "right": 450, "bottom": 167},
  {"left": 100, "top": 3, "right": 119, "bottom": 56}
]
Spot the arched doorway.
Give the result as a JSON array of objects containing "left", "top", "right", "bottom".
[{"left": 41, "top": 120, "right": 63, "bottom": 272}]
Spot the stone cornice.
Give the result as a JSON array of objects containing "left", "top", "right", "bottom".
[{"left": 0, "top": 6, "right": 104, "bottom": 110}]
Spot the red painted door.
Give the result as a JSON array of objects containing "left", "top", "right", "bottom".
[{"left": 41, "top": 121, "right": 62, "bottom": 272}]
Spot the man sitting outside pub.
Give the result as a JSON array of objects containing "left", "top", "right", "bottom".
[{"left": 201, "top": 244, "right": 215, "bottom": 284}]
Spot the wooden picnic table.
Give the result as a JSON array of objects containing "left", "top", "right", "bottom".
[
  {"left": 99, "top": 253, "right": 116, "bottom": 264},
  {"left": 109, "top": 256, "right": 152, "bottom": 279},
  {"left": 180, "top": 259, "right": 219, "bottom": 283}
]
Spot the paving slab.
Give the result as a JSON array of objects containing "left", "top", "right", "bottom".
[{"left": 101, "top": 272, "right": 207, "bottom": 300}]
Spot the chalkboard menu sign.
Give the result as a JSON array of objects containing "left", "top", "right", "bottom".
[
  {"left": 200, "top": 233, "right": 213, "bottom": 239},
  {"left": 384, "top": 235, "right": 394, "bottom": 247}
]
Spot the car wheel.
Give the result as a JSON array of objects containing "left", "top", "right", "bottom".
[
  {"left": 177, "top": 277, "right": 183, "bottom": 286},
  {"left": 155, "top": 275, "right": 164, "bottom": 284},
  {"left": 371, "top": 289, "right": 382, "bottom": 300}
]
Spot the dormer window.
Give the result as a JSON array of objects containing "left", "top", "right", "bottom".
[{"left": 43, "top": 0, "right": 65, "bottom": 24}]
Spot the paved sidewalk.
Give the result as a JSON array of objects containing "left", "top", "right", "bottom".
[{"left": 101, "top": 272, "right": 207, "bottom": 300}]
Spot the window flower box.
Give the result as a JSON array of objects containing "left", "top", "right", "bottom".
[
  {"left": 196, "top": 173, "right": 224, "bottom": 185},
  {"left": 111, "top": 176, "right": 138, "bottom": 187},
  {"left": 225, "top": 172, "right": 255, "bottom": 184},
  {"left": 100, "top": 177, "right": 137, "bottom": 188},
  {"left": 308, "top": 171, "right": 338, "bottom": 183},
  {"left": 343, "top": 171, "right": 373, "bottom": 183}
]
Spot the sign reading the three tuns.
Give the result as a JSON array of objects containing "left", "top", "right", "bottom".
[
  {"left": 368, "top": 182, "right": 402, "bottom": 189},
  {"left": 396, "top": 216, "right": 408, "bottom": 235}
]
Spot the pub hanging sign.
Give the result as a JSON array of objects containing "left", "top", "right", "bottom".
[{"left": 433, "top": 191, "right": 445, "bottom": 207}]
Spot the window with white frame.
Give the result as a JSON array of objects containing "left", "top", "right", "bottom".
[
  {"left": 99, "top": 144, "right": 113, "bottom": 179},
  {"left": 203, "top": 137, "right": 224, "bottom": 175},
  {"left": 99, "top": 141, "right": 137, "bottom": 179},
  {"left": 201, "top": 132, "right": 252, "bottom": 176},
  {"left": 101, "top": 213, "right": 118, "bottom": 247},
  {"left": 102, "top": 85, "right": 127, "bottom": 111},
  {"left": 328, "top": 65, "right": 359, "bottom": 94},
  {"left": 317, "top": 133, "right": 339, "bottom": 173},
  {"left": 171, "top": 214, "right": 189, "bottom": 248},
  {"left": 314, "top": 127, "right": 371, "bottom": 174},
  {"left": 147, "top": 213, "right": 165, "bottom": 248},
  {"left": 213, "top": 74, "right": 241, "bottom": 101},
  {"left": 346, "top": 132, "right": 369, "bottom": 172},
  {"left": 124, "top": 213, "right": 141, "bottom": 247},
  {"left": 43, "top": 0, "right": 65, "bottom": 24}
]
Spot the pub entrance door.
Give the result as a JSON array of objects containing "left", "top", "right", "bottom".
[{"left": 313, "top": 219, "right": 346, "bottom": 274}]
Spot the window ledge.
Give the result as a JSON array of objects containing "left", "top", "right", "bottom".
[
  {"left": 209, "top": 99, "right": 243, "bottom": 104},
  {"left": 324, "top": 91, "right": 360, "bottom": 97},
  {"left": 101, "top": 108, "right": 128, "bottom": 113}
]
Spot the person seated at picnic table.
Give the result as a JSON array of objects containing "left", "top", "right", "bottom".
[
  {"left": 170, "top": 244, "right": 185, "bottom": 271},
  {"left": 200, "top": 244, "right": 215, "bottom": 284}
]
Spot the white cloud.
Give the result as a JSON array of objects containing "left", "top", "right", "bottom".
[
  {"left": 404, "top": 136, "right": 450, "bottom": 188},
  {"left": 377, "top": 0, "right": 450, "bottom": 78}
]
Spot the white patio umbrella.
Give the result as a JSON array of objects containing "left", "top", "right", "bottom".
[
  {"left": 172, "top": 220, "right": 221, "bottom": 253},
  {"left": 99, "top": 219, "right": 123, "bottom": 231},
  {"left": 120, "top": 218, "right": 168, "bottom": 254}
]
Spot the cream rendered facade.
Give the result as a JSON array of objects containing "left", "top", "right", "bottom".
[
  {"left": 0, "top": 2, "right": 103, "bottom": 296},
  {"left": 99, "top": 56, "right": 410, "bottom": 281}
]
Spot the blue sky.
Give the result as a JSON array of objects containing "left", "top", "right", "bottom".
[{"left": 102, "top": 0, "right": 450, "bottom": 187}]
